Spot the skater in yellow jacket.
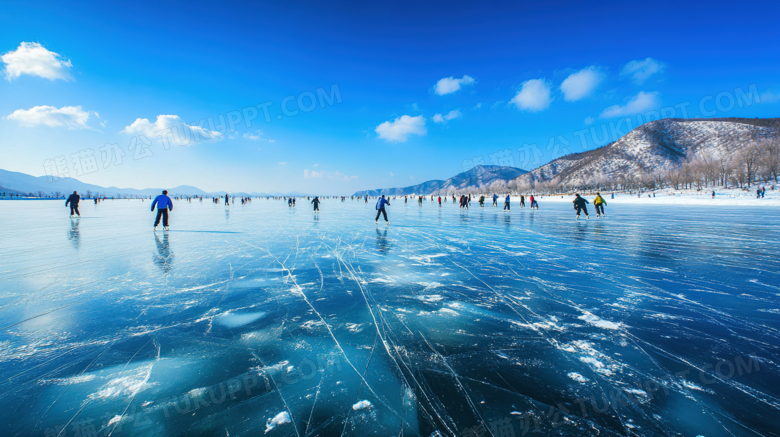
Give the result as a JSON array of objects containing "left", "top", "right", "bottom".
[{"left": 594, "top": 192, "right": 606, "bottom": 218}]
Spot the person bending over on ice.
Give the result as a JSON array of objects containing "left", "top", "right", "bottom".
[
  {"left": 375, "top": 194, "right": 391, "bottom": 225},
  {"left": 66, "top": 191, "right": 81, "bottom": 217},
  {"left": 311, "top": 196, "right": 320, "bottom": 212},
  {"left": 593, "top": 192, "right": 607, "bottom": 217},
  {"left": 573, "top": 194, "right": 589, "bottom": 220},
  {"left": 152, "top": 190, "right": 173, "bottom": 230}
]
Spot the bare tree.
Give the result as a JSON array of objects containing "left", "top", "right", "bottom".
[
  {"left": 761, "top": 137, "right": 780, "bottom": 183},
  {"left": 737, "top": 141, "right": 763, "bottom": 188},
  {"left": 714, "top": 133, "right": 735, "bottom": 187}
]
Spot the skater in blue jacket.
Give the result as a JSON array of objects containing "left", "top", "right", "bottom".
[{"left": 152, "top": 190, "right": 173, "bottom": 230}]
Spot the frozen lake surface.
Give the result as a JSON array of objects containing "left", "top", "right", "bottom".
[{"left": 1, "top": 199, "right": 779, "bottom": 437}]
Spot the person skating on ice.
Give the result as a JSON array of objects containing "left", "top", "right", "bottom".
[
  {"left": 66, "top": 191, "right": 81, "bottom": 217},
  {"left": 503, "top": 194, "right": 510, "bottom": 211},
  {"left": 152, "top": 190, "right": 173, "bottom": 230},
  {"left": 375, "top": 194, "right": 390, "bottom": 225},
  {"left": 311, "top": 196, "right": 320, "bottom": 212},
  {"left": 593, "top": 192, "right": 607, "bottom": 217},
  {"left": 573, "top": 193, "right": 589, "bottom": 220}
]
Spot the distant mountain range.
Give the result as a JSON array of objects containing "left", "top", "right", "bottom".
[
  {"left": 513, "top": 118, "right": 778, "bottom": 188},
  {"left": 352, "top": 165, "right": 527, "bottom": 196},
  {"left": 0, "top": 169, "right": 310, "bottom": 198}
]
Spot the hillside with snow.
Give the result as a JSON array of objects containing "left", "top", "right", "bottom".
[{"left": 513, "top": 118, "right": 778, "bottom": 187}]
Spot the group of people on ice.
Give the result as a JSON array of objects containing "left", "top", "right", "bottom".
[
  {"left": 64, "top": 189, "right": 610, "bottom": 230},
  {"left": 572, "top": 192, "right": 607, "bottom": 219}
]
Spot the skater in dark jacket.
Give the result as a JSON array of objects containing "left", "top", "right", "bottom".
[
  {"left": 65, "top": 191, "right": 81, "bottom": 216},
  {"left": 311, "top": 196, "right": 320, "bottom": 212},
  {"left": 66, "top": 191, "right": 81, "bottom": 216},
  {"left": 573, "top": 194, "right": 589, "bottom": 219}
]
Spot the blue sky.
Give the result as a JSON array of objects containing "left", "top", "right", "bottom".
[{"left": 1, "top": 0, "right": 779, "bottom": 194}]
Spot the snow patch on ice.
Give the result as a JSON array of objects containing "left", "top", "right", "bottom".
[
  {"left": 345, "top": 323, "right": 364, "bottom": 333},
  {"left": 42, "top": 374, "right": 96, "bottom": 385},
  {"left": 579, "top": 357, "right": 604, "bottom": 369},
  {"left": 683, "top": 380, "right": 714, "bottom": 394},
  {"left": 265, "top": 411, "right": 291, "bottom": 433},
  {"left": 90, "top": 363, "right": 155, "bottom": 400},
  {"left": 579, "top": 312, "right": 621, "bottom": 330},
  {"left": 352, "top": 400, "right": 372, "bottom": 410},
  {"left": 568, "top": 372, "right": 590, "bottom": 383},
  {"left": 216, "top": 311, "right": 266, "bottom": 328}
]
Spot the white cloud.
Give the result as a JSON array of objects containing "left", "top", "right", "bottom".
[
  {"left": 760, "top": 91, "right": 780, "bottom": 103},
  {"left": 375, "top": 115, "right": 427, "bottom": 143},
  {"left": 599, "top": 91, "right": 660, "bottom": 118},
  {"left": 584, "top": 116, "right": 595, "bottom": 125},
  {"left": 7, "top": 105, "right": 93, "bottom": 129},
  {"left": 389, "top": 172, "right": 394, "bottom": 176},
  {"left": 2, "top": 42, "right": 73, "bottom": 81},
  {"left": 303, "top": 169, "right": 357, "bottom": 181},
  {"left": 510, "top": 79, "right": 552, "bottom": 112},
  {"left": 432, "top": 109, "right": 462, "bottom": 124},
  {"left": 434, "top": 75, "right": 475, "bottom": 95},
  {"left": 243, "top": 129, "right": 274, "bottom": 142},
  {"left": 278, "top": 161, "right": 287, "bottom": 165},
  {"left": 621, "top": 58, "right": 665, "bottom": 84},
  {"left": 121, "top": 115, "right": 223, "bottom": 143},
  {"left": 472, "top": 103, "right": 482, "bottom": 109},
  {"left": 560, "top": 67, "right": 602, "bottom": 101}
]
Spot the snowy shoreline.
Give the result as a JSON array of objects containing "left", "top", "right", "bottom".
[{"left": 527, "top": 187, "right": 779, "bottom": 206}]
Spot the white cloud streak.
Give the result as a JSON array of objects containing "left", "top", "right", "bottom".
[
  {"left": 121, "top": 115, "right": 223, "bottom": 143},
  {"left": 434, "top": 75, "right": 475, "bottom": 95},
  {"left": 303, "top": 169, "right": 358, "bottom": 181},
  {"left": 7, "top": 105, "right": 93, "bottom": 129},
  {"left": 510, "top": 79, "right": 552, "bottom": 112},
  {"left": 560, "top": 67, "right": 602, "bottom": 101},
  {"left": 599, "top": 91, "right": 660, "bottom": 118},
  {"left": 432, "top": 109, "right": 462, "bottom": 124},
  {"left": 621, "top": 58, "right": 665, "bottom": 84},
  {"left": 2, "top": 42, "right": 73, "bottom": 81},
  {"left": 375, "top": 115, "right": 427, "bottom": 143}
]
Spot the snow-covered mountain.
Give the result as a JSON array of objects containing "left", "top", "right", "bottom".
[
  {"left": 352, "top": 165, "right": 527, "bottom": 196},
  {"left": 513, "top": 118, "right": 778, "bottom": 187}
]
